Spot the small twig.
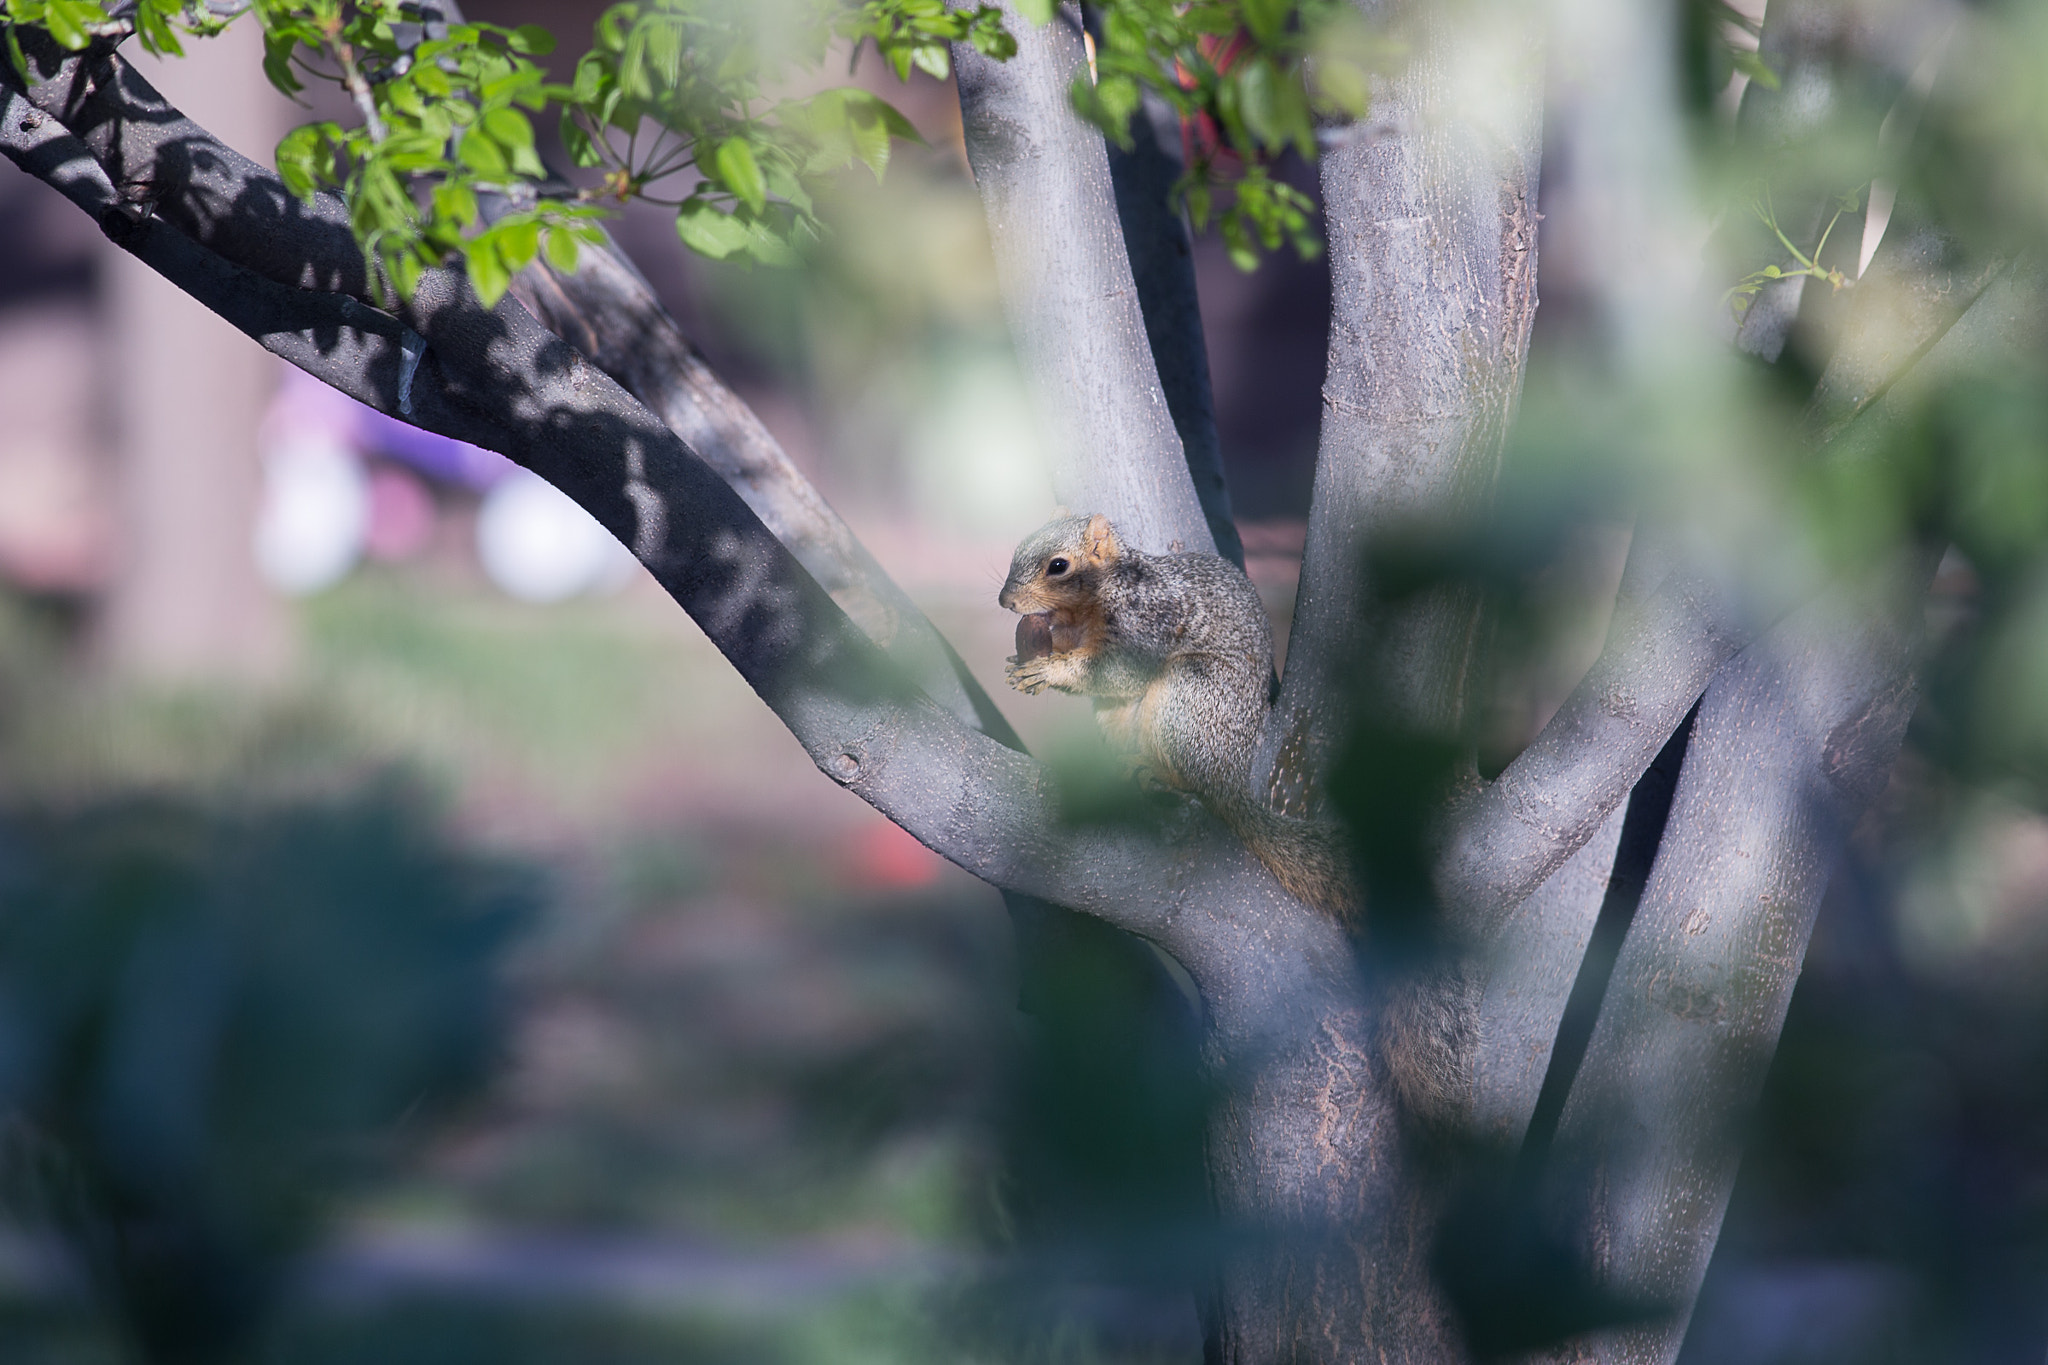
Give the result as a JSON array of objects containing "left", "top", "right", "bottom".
[
  {"left": 333, "top": 38, "right": 386, "bottom": 143},
  {"left": 1724, "top": 190, "right": 1857, "bottom": 317}
]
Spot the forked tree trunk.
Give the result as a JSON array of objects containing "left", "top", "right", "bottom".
[{"left": 0, "top": 2, "right": 1994, "bottom": 1362}]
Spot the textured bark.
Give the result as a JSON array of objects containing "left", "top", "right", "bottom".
[
  {"left": 1521, "top": 548, "right": 1935, "bottom": 1365},
  {"left": 950, "top": 2, "right": 1214, "bottom": 556},
  {"left": 1437, "top": 567, "right": 1751, "bottom": 941},
  {"left": 1510, "top": 258, "right": 2043, "bottom": 1365},
  {"left": 1203, "top": 1000, "right": 1453, "bottom": 1365},
  {"left": 1099, "top": 87, "right": 1242, "bottom": 568},
  {"left": 1258, "top": 0, "right": 1544, "bottom": 809}
]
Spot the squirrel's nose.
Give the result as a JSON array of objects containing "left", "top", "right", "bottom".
[{"left": 998, "top": 582, "right": 1017, "bottom": 611}]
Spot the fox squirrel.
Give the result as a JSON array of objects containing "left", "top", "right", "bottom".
[
  {"left": 998, "top": 512, "right": 1356, "bottom": 918},
  {"left": 998, "top": 512, "right": 1473, "bottom": 1128}
]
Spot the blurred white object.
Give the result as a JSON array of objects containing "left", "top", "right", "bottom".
[
  {"left": 475, "top": 470, "right": 636, "bottom": 603},
  {"left": 253, "top": 432, "right": 368, "bottom": 595}
]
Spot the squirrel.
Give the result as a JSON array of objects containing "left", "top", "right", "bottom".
[
  {"left": 998, "top": 512, "right": 1472, "bottom": 1129},
  {"left": 998, "top": 512, "right": 1355, "bottom": 918}
]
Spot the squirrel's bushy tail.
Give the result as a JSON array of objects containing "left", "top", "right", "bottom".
[{"left": 1214, "top": 797, "right": 1359, "bottom": 921}]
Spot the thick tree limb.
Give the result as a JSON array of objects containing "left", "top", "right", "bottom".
[
  {"left": 497, "top": 223, "right": 1210, "bottom": 1160},
  {"left": 1521, "top": 256, "right": 2045, "bottom": 1365},
  {"left": 1437, "top": 567, "right": 1748, "bottom": 941},
  {"left": 1257, "top": 0, "right": 1544, "bottom": 806},
  {"left": 1525, "top": 547, "right": 1934, "bottom": 1365},
  {"left": 0, "top": 49, "right": 1448, "bottom": 1359},
  {"left": 1468, "top": 801, "right": 1625, "bottom": 1150},
  {"left": 1436, "top": 0, "right": 2007, "bottom": 958},
  {"left": 949, "top": 2, "right": 1214, "bottom": 556},
  {"left": 1442, "top": 254, "right": 2012, "bottom": 950},
  {"left": 1099, "top": 86, "right": 1242, "bottom": 567}
]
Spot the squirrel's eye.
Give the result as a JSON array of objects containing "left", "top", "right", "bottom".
[{"left": 1047, "top": 557, "right": 1069, "bottom": 576}]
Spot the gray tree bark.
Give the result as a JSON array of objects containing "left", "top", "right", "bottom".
[{"left": 1258, "top": 0, "right": 1545, "bottom": 813}]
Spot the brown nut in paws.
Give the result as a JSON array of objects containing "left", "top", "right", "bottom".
[{"left": 1015, "top": 612, "right": 1055, "bottom": 662}]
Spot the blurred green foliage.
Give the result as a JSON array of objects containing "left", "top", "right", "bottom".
[
  {"left": 0, "top": 785, "right": 530, "bottom": 1362},
  {"left": 0, "top": 0, "right": 1443, "bottom": 285}
]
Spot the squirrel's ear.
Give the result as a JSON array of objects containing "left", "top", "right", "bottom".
[
  {"left": 1083, "top": 513, "right": 1119, "bottom": 562},
  {"left": 1051, "top": 505, "right": 1071, "bottom": 519}
]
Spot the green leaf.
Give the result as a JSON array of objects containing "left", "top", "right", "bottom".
[
  {"left": 714, "top": 137, "right": 767, "bottom": 214},
  {"left": 560, "top": 113, "right": 601, "bottom": 168},
  {"left": 1241, "top": 0, "right": 1290, "bottom": 42},
  {"left": 509, "top": 24, "right": 555, "bottom": 55},
  {"left": 1012, "top": 0, "right": 1055, "bottom": 24},
  {"left": 571, "top": 52, "right": 607, "bottom": 103},
  {"left": 43, "top": 0, "right": 90, "bottom": 51},
  {"left": 458, "top": 129, "right": 509, "bottom": 178},
  {"left": 482, "top": 106, "right": 543, "bottom": 176},
  {"left": 465, "top": 234, "right": 510, "bottom": 306},
  {"left": 275, "top": 123, "right": 337, "bottom": 200},
  {"left": 432, "top": 179, "right": 479, "bottom": 228},
  {"left": 1237, "top": 59, "right": 1284, "bottom": 148},
  {"left": 389, "top": 247, "right": 424, "bottom": 301},
  {"left": 543, "top": 228, "right": 582, "bottom": 273},
  {"left": 497, "top": 218, "right": 542, "bottom": 271},
  {"left": 1731, "top": 48, "right": 1780, "bottom": 90},
  {"left": 675, "top": 197, "right": 754, "bottom": 260}
]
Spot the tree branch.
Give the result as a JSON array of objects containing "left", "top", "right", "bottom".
[
  {"left": 1438, "top": 5, "right": 2007, "bottom": 955},
  {"left": 1519, "top": 254, "right": 2046, "bottom": 1365},
  {"left": 1526, "top": 544, "right": 1936, "bottom": 1365},
  {"left": 497, "top": 226, "right": 1202, "bottom": 1093},
  {"left": 1256, "top": 0, "right": 1544, "bottom": 805},
  {"left": 1096, "top": 74, "right": 1241, "bottom": 566},
  {"left": 1437, "top": 565, "right": 1750, "bottom": 940},
  {"left": 949, "top": 2, "right": 1213, "bottom": 556}
]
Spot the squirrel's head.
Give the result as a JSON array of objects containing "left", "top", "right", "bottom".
[{"left": 998, "top": 512, "right": 1122, "bottom": 614}]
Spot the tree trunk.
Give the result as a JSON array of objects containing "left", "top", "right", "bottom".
[{"left": 94, "top": 20, "right": 292, "bottom": 679}]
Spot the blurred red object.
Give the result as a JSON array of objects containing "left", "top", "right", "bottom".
[
  {"left": 1179, "top": 29, "right": 1253, "bottom": 173},
  {"left": 848, "top": 819, "right": 944, "bottom": 889}
]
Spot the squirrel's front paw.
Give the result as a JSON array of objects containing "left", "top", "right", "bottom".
[{"left": 1006, "top": 656, "right": 1054, "bottom": 694}]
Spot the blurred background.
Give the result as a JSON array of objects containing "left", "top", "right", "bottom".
[{"left": 0, "top": 1, "right": 2041, "bottom": 1362}]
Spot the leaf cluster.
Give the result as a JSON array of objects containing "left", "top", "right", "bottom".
[
  {"left": 0, "top": 0, "right": 228, "bottom": 75},
  {"left": 262, "top": 1, "right": 608, "bottom": 303},
  {"left": 1065, "top": 0, "right": 1397, "bottom": 269},
  {"left": 0, "top": 0, "right": 999, "bottom": 303},
  {"left": 1722, "top": 189, "right": 1858, "bottom": 320},
  {"left": 554, "top": 0, "right": 1001, "bottom": 269}
]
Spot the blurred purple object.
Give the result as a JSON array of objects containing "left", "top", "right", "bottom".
[{"left": 267, "top": 365, "right": 518, "bottom": 491}]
